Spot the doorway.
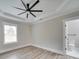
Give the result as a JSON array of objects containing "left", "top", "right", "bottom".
[{"left": 65, "top": 19, "right": 79, "bottom": 58}]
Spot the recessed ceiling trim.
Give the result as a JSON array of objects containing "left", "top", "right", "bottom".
[
  {"left": 34, "top": 8, "right": 79, "bottom": 24},
  {"left": 34, "top": 0, "right": 70, "bottom": 22},
  {"left": 55, "top": 0, "right": 69, "bottom": 12},
  {"left": 0, "top": 10, "right": 32, "bottom": 23}
]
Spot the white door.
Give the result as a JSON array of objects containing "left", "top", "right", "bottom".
[{"left": 65, "top": 19, "right": 79, "bottom": 58}]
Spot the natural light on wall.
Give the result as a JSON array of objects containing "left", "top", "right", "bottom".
[{"left": 4, "top": 23, "right": 17, "bottom": 44}]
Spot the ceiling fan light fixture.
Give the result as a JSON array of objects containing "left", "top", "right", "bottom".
[{"left": 13, "top": 0, "right": 43, "bottom": 18}]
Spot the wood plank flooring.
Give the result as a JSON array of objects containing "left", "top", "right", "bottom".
[{"left": 0, "top": 46, "right": 78, "bottom": 59}]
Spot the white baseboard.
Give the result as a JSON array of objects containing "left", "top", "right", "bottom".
[
  {"left": 0, "top": 44, "right": 64, "bottom": 55},
  {"left": 32, "top": 44, "right": 64, "bottom": 55},
  {"left": 0, "top": 44, "right": 31, "bottom": 54}
]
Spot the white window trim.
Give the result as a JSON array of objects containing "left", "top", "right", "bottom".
[{"left": 3, "top": 22, "right": 17, "bottom": 44}]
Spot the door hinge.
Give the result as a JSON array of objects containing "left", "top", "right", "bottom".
[
  {"left": 65, "top": 36, "right": 66, "bottom": 38},
  {"left": 65, "top": 48, "right": 67, "bottom": 50},
  {"left": 65, "top": 24, "right": 66, "bottom": 27}
]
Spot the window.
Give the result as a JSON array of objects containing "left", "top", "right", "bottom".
[{"left": 4, "top": 23, "right": 17, "bottom": 44}]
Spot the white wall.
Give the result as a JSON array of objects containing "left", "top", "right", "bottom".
[
  {"left": 32, "top": 11, "right": 79, "bottom": 54},
  {"left": 0, "top": 16, "right": 32, "bottom": 53},
  {"left": 32, "top": 18, "right": 63, "bottom": 53}
]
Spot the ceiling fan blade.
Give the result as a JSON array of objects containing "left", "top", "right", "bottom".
[
  {"left": 30, "top": 0, "right": 39, "bottom": 9},
  {"left": 13, "top": 6, "right": 25, "bottom": 11},
  {"left": 27, "top": 3, "right": 30, "bottom": 9},
  {"left": 18, "top": 11, "right": 26, "bottom": 15},
  {"left": 30, "top": 12, "right": 36, "bottom": 17},
  {"left": 20, "top": 0, "right": 27, "bottom": 9},
  {"left": 30, "top": 10, "right": 43, "bottom": 12}
]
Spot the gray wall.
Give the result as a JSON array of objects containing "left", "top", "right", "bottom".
[
  {"left": 0, "top": 16, "right": 32, "bottom": 53},
  {"left": 32, "top": 11, "right": 79, "bottom": 52}
]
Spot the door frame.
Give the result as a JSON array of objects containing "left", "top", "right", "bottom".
[{"left": 63, "top": 16, "right": 79, "bottom": 55}]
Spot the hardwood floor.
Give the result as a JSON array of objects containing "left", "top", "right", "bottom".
[{"left": 0, "top": 46, "right": 78, "bottom": 59}]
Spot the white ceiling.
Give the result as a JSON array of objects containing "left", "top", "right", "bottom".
[{"left": 0, "top": 0, "right": 79, "bottom": 22}]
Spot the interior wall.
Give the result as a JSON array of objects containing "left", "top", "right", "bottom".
[
  {"left": 0, "top": 16, "right": 32, "bottom": 53},
  {"left": 32, "top": 18, "right": 63, "bottom": 52},
  {"left": 32, "top": 11, "right": 79, "bottom": 53}
]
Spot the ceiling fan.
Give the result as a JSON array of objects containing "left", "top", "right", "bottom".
[{"left": 13, "top": 0, "right": 43, "bottom": 18}]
